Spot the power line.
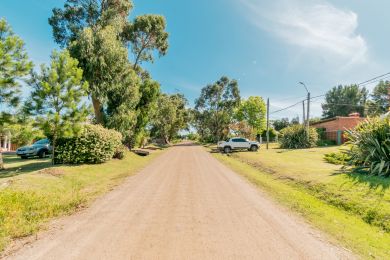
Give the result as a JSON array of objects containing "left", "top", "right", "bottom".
[
  {"left": 268, "top": 72, "right": 390, "bottom": 116},
  {"left": 269, "top": 100, "right": 303, "bottom": 115},
  {"left": 357, "top": 72, "right": 390, "bottom": 86},
  {"left": 271, "top": 95, "right": 307, "bottom": 103}
]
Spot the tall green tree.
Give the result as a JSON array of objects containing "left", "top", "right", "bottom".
[
  {"left": 105, "top": 64, "right": 140, "bottom": 144},
  {"left": 235, "top": 96, "right": 267, "bottom": 137},
  {"left": 367, "top": 80, "right": 389, "bottom": 116},
  {"left": 48, "top": 0, "right": 133, "bottom": 48},
  {"left": 69, "top": 23, "right": 133, "bottom": 124},
  {"left": 0, "top": 19, "right": 33, "bottom": 169},
  {"left": 49, "top": 0, "right": 169, "bottom": 128},
  {"left": 151, "top": 93, "right": 189, "bottom": 144},
  {"left": 194, "top": 76, "right": 240, "bottom": 142},
  {"left": 28, "top": 50, "right": 89, "bottom": 164},
  {"left": 132, "top": 78, "right": 160, "bottom": 146},
  {"left": 322, "top": 85, "right": 368, "bottom": 118}
]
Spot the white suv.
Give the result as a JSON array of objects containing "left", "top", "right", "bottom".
[{"left": 217, "top": 137, "right": 260, "bottom": 153}]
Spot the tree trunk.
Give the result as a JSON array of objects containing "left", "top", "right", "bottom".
[
  {"left": 0, "top": 152, "right": 4, "bottom": 170},
  {"left": 92, "top": 96, "right": 104, "bottom": 124},
  {"left": 52, "top": 134, "right": 56, "bottom": 165}
]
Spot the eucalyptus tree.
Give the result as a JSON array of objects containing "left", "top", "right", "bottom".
[
  {"left": 194, "top": 76, "right": 241, "bottom": 142},
  {"left": 151, "top": 93, "right": 189, "bottom": 144},
  {"left": 49, "top": 0, "right": 169, "bottom": 129},
  {"left": 0, "top": 19, "right": 33, "bottom": 169},
  {"left": 123, "top": 14, "right": 169, "bottom": 69}
]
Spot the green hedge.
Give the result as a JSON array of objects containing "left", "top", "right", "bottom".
[
  {"left": 279, "top": 125, "right": 318, "bottom": 149},
  {"left": 55, "top": 124, "right": 123, "bottom": 164}
]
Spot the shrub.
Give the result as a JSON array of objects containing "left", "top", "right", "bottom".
[
  {"left": 261, "top": 128, "right": 279, "bottom": 141},
  {"left": 345, "top": 117, "right": 390, "bottom": 176},
  {"left": 279, "top": 125, "right": 318, "bottom": 149},
  {"left": 55, "top": 124, "right": 123, "bottom": 164},
  {"left": 324, "top": 152, "right": 351, "bottom": 165},
  {"left": 113, "top": 145, "right": 127, "bottom": 160}
]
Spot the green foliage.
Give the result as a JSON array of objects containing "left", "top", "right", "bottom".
[
  {"left": 261, "top": 128, "right": 279, "bottom": 140},
  {"left": 55, "top": 124, "right": 122, "bottom": 164},
  {"left": 322, "top": 84, "right": 368, "bottom": 118},
  {"left": 346, "top": 117, "right": 390, "bottom": 176},
  {"left": 324, "top": 152, "right": 351, "bottom": 165},
  {"left": 49, "top": 0, "right": 169, "bottom": 131},
  {"left": 186, "top": 133, "right": 199, "bottom": 141},
  {"left": 367, "top": 80, "right": 390, "bottom": 116},
  {"left": 113, "top": 145, "right": 127, "bottom": 160},
  {"left": 151, "top": 93, "right": 189, "bottom": 143},
  {"left": 230, "top": 121, "right": 253, "bottom": 139},
  {"left": 132, "top": 78, "right": 160, "bottom": 146},
  {"left": 104, "top": 64, "right": 140, "bottom": 142},
  {"left": 279, "top": 125, "right": 318, "bottom": 149},
  {"left": 235, "top": 96, "right": 266, "bottom": 135},
  {"left": 8, "top": 123, "right": 44, "bottom": 146},
  {"left": 272, "top": 118, "right": 290, "bottom": 131},
  {"left": 27, "top": 50, "right": 89, "bottom": 163},
  {"left": 194, "top": 76, "right": 240, "bottom": 142},
  {"left": 48, "top": 0, "right": 133, "bottom": 48},
  {"left": 316, "top": 128, "right": 336, "bottom": 146},
  {"left": 0, "top": 18, "right": 33, "bottom": 110},
  {"left": 69, "top": 23, "right": 134, "bottom": 124},
  {"left": 123, "top": 14, "right": 169, "bottom": 68}
]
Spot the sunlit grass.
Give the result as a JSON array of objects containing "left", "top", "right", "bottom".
[
  {"left": 212, "top": 145, "right": 390, "bottom": 259},
  {"left": 0, "top": 150, "right": 164, "bottom": 252}
]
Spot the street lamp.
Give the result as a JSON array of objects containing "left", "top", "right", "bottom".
[
  {"left": 299, "top": 82, "right": 309, "bottom": 94},
  {"left": 299, "top": 82, "right": 310, "bottom": 141}
]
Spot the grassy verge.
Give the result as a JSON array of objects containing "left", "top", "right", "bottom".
[
  {"left": 212, "top": 148, "right": 390, "bottom": 259},
  {"left": 0, "top": 150, "right": 164, "bottom": 252}
]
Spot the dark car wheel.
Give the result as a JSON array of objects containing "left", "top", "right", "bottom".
[
  {"left": 224, "top": 146, "right": 231, "bottom": 154},
  {"left": 250, "top": 145, "right": 258, "bottom": 152},
  {"left": 21, "top": 156, "right": 28, "bottom": 159},
  {"left": 38, "top": 150, "right": 47, "bottom": 158}
]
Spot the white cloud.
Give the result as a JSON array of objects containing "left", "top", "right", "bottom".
[{"left": 240, "top": 0, "right": 368, "bottom": 66}]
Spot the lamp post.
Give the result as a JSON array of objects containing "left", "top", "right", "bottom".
[{"left": 299, "top": 82, "right": 310, "bottom": 141}]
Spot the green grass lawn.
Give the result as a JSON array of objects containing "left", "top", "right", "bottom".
[
  {"left": 211, "top": 144, "right": 390, "bottom": 259},
  {"left": 0, "top": 150, "right": 164, "bottom": 253}
]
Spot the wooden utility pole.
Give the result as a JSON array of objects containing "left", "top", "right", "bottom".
[
  {"left": 302, "top": 101, "right": 306, "bottom": 124},
  {"left": 266, "top": 98, "right": 270, "bottom": 150}
]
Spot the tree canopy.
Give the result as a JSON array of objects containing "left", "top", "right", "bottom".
[
  {"left": 151, "top": 93, "right": 189, "bottom": 144},
  {"left": 322, "top": 85, "right": 368, "bottom": 118},
  {"left": 0, "top": 18, "right": 33, "bottom": 112},
  {"left": 0, "top": 18, "right": 33, "bottom": 169},
  {"left": 367, "top": 80, "right": 389, "bottom": 116},
  {"left": 194, "top": 76, "right": 240, "bottom": 142},
  {"left": 235, "top": 96, "right": 267, "bottom": 136},
  {"left": 49, "top": 0, "right": 169, "bottom": 146}
]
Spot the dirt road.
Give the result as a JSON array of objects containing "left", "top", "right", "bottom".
[{"left": 7, "top": 144, "right": 353, "bottom": 260}]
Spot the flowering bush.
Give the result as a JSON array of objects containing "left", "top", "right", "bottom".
[{"left": 55, "top": 124, "right": 123, "bottom": 164}]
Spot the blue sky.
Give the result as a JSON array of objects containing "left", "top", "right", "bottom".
[{"left": 1, "top": 0, "right": 389, "bottom": 120}]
